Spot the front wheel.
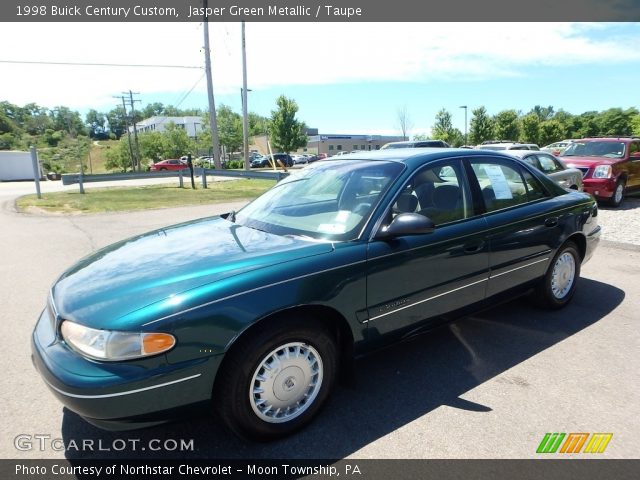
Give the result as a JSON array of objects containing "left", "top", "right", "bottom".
[
  {"left": 214, "top": 317, "right": 337, "bottom": 441},
  {"left": 532, "top": 242, "right": 581, "bottom": 309},
  {"left": 607, "top": 179, "right": 625, "bottom": 208}
]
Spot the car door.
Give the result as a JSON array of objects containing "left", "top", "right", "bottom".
[
  {"left": 468, "top": 156, "right": 559, "bottom": 298},
  {"left": 365, "top": 158, "right": 489, "bottom": 345},
  {"left": 627, "top": 141, "right": 640, "bottom": 191}
]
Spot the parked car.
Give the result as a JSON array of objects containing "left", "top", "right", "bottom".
[
  {"left": 251, "top": 153, "right": 293, "bottom": 168},
  {"left": 560, "top": 136, "right": 640, "bottom": 207},
  {"left": 381, "top": 140, "right": 450, "bottom": 149},
  {"left": 150, "top": 159, "right": 189, "bottom": 171},
  {"left": 478, "top": 142, "right": 540, "bottom": 151},
  {"left": 291, "top": 154, "right": 308, "bottom": 165},
  {"left": 542, "top": 140, "right": 575, "bottom": 156},
  {"left": 32, "top": 149, "right": 600, "bottom": 441},
  {"left": 507, "top": 150, "right": 583, "bottom": 192}
]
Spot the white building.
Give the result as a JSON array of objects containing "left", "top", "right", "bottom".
[{"left": 132, "top": 116, "right": 204, "bottom": 139}]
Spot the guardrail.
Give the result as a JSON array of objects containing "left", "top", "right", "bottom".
[{"left": 61, "top": 168, "right": 289, "bottom": 192}]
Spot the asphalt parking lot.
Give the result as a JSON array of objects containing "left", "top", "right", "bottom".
[{"left": 0, "top": 182, "right": 638, "bottom": 460}]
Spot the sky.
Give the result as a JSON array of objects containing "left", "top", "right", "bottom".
[{"left": 1, "top": 22, "right": 639, "bottom": 137}]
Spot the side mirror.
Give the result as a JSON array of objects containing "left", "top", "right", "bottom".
[{"left": 376, "top": 213, "right": 435, "bottom": 239}]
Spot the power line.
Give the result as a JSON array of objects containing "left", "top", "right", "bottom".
[{"left": 0, "top": 59, "right": 202, "bottom": 69}]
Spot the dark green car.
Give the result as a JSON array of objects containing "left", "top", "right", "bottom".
[{"left": 32, "top": 149, "right": 601, "bottom": 440}]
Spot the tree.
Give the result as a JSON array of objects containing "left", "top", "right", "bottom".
[
  {"left": 217, "top": 105, "right": 243, "bottom": 155},
  {"left": 138, "top": 131, "right": 166, "bottom": 163},
  {"left": 631, "top": 114, "right": 640, "bottom": 137},
  {"left": 106, "top": 106, "right": 128, "bottom": 139},
  {"left": 105, "top": 136, "right": 135, "bottom": 172},
  {"left": 468, "top": 106, "right": 494, "bottom": 145},
  {"left": 268, "top": 95, "right": 307, "bottom": 154},
  {"left": 86, "top": 109, "right": 109, "bottom": 139},
  {"left": 493, "top": 110, "right": 520, "bottom": 141},
  {"left": 596, "top": 107, "right": 638, "bottom": 136},
  {"left": 519, "top": 113, "right": 541, "bottom": 144},
  {"left": 430, "top": 108, "right": 463, "bottom": 146},
  {"left": 396, "top": 105, "right": 413, "bottom": 140},
  {"left": 162, "top": 122, "right": 195, "bottom": 158},
  {"left": 50, "top": 106, "right": 86, "bottom": 137},
  {"left": 530, "top": 105, "right": 555, "bottom": 121},
  {"left": 539, "top": 120, "right": 566, "bottom": 147},
  {"left": 248, "top": 112, "right": 269, "bottom": 136}
]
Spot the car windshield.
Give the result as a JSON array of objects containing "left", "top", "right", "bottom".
[
  {"left": 561, "top": 141, "right": 626, "bottom": 158},
  {"left": 235, "top": 160, "right": 404, "bottom": 241}
]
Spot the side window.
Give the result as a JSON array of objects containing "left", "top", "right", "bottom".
[
  {"left": 629, "top": 142, "right": 639, "bottom": 156},
  {"left": 391, "top": 160, "right": 471, "bottom": 226},
  {"left": 536, "top": 154, "right": 561, "bottom": 173},
  {"left": 521, "top": 169, "right": 549, "bottom": 201},
  {"left": 471, "top": 160, "right": 530, "bottom": 212}
]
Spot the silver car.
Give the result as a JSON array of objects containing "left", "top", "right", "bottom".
[{"left": 507, "top": 150, "right": 583, "bottom": 191}]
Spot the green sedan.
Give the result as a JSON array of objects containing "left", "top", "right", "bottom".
[{"left": 32, "top": 148, "right": 601, "bottom": 440}]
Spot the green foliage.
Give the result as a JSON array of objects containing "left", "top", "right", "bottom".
[
  {"left": 631, "top": 115, "right": 640, "bottom": 137},
  {"left": 268, "top": 95, "right": 307, "bottom": 154},
  {"left": 529, "top": 105, "right": 555, "bottom": 121},
  {"left": 493, "top": 110, "right": 520, "bottom": 141},
  {"left": 105, "top": 137, "right": 135, "bottom": 172},
  {"left": 596, "top": 108, "right": 638, "bottom": 136},
  {"left": 218, "top": 105, "right": 243, "bottom": 154},
  {"left": 431, "top": 109, "right": 463, "bottom": 146},
  {"left": 519, "top": 113, "right": 541, "bottom": 144},
  {"left": 468, "top": 106, "right": 494, "bottom": 145},
  {"left": 249, "top": 112, "right": 269, "bottom": 136},
  {"left": 162, "top": 122, "right": 195, "bottom": 159},
  {"left": 539, "top": 120, "right": 566, "bottom": 147},
  {"left": 138, "top": 132, "right": 166, "bottom": 164}
]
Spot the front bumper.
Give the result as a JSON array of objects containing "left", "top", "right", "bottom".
[
  {"left": 582, "top": 178, "right": 615, "bottom": 200},
  {"left": 31, "top": 307, "right": 222, "bottom": 430}
]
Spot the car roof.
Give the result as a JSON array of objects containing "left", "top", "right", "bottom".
[
  {"left": 578, "top": 137, "right": 638, "bottom": 142},
  {"left": 321, "top": 147, "right": 518, "bottom": 168}
]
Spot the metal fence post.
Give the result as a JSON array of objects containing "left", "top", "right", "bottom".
[
  {"left": 29, "top": 146, "right": 42, "bottom": 199},
  {"left": 201, "top": 168, "right": 208, "bottom": 189},
  {"left": 179, "top": 171, "right": 183, "bottom": 188}
]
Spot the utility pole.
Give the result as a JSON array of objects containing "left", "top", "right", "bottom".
[
  {"left": 241, "top": 21, "right": 250, "bottom": 171},
  {"left": 203, "top": 0, "right": 221, "bottom": 169},
  {"left": 114, "top": 95, "right": 135, "bottom": 171},
  {"left": 125, "top": 90, "right": 142, "bottom": 171}
]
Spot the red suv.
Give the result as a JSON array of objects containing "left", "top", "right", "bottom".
[{"left": 560, "top": 137, "right": 640, "bottom": 207}]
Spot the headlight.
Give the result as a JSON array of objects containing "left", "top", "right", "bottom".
[
  {"left": 60, "top": 321, "right": 175, "bottom": 361},
  {"left": 592, "top": 165, "right": 612, "bottom": 179}
]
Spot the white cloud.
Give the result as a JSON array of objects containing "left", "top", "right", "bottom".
[{"left": 0, "top": 22, "right": 639, "bottom": 110}]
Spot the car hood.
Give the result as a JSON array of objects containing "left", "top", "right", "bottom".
[
  {"left": 560, "top": 156, "right": 618, "bottom": 167},
  {"left": 52, "top": 217, "right": 333, "bottom": 329}
]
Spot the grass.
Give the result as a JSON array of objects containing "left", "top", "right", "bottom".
[
  {"left": 17, "top": 179, "right": 276, "bottom": 214},
  {"left": 86, "top": 139, "right": 119, "bottom": 174}
]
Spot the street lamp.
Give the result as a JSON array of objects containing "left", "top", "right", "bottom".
[{"left": 459, "top": 105, "right": 468, "bottom": 146}]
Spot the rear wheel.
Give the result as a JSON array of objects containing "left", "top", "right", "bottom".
[
  {"left": 532, "top": 242, "right": 580, "bottom": 309},
  {"left": 215, "top": 316, "right": 337, "bottom": 441}
]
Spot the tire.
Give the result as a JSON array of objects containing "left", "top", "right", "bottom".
[
  {"left": 532, "top": 242, "right": 581, "bottom": 309},
  {"left": 607, "top": 179, "right": 625, "bottom": 208},
  {"left": 214, "top": 316, "right": 337, "bottom": 441}
]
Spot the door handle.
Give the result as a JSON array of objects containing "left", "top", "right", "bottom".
[
  {"left": 463, "top": 240, "right": 485, "bottom": 253},
  {"left": 545, "top": 217, "right": 558, "bottom": 227}
]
